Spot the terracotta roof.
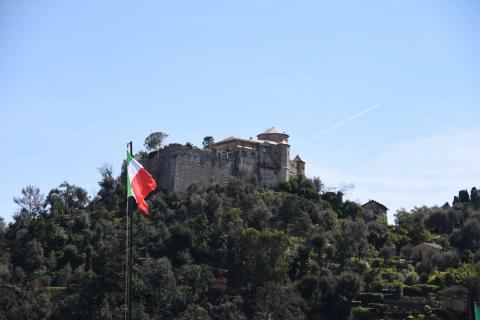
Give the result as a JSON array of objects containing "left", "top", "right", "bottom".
[{"left": 361, "top": 200, "right": 389, "bottom": 211}]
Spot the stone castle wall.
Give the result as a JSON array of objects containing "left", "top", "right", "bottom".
[
  {"left": 143, "top": 146, "right": 177, "bottom": 190},
  {"left": 144, "top": 144, "right": 234, "bottom": 192},
  {"left": 173, "top": 148, "right": 233, "bottom": 191},
  {"left": 144, "top": 142, "right": 300, "bottom": 192}
]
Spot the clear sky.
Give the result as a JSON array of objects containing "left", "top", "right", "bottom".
[{"left": 1, "top": 0, "right": 479, "bottom": 223}]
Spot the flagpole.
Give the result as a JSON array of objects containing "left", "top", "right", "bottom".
[
  {"left": 126, "top": 141, "right": 134, "bottom": 320},
  {"left": 125, "top": 184, "right": 128, "bottom": 320},
  {"left": 125, "top": 141, "right": 157, "bottom": 320}
]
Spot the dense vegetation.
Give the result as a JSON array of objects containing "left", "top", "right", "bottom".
[{"left": 1, "top": 152, "right": 480, "bottom": 319}]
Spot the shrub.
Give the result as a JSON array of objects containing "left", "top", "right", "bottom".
[
  {"left": 404, "top": 271, "right": 420, "bottom": 285},
  {"left": 370, "top": 258, "right": 383, "bottom": 268},
  {"left": 380, "top": 245, "right": 395, "bottom": 260},
  {"left": 367, "top": 303, "right": 389, "bottom": 312},
  {"left": 403, "top": 284, "right": 439, "bottom": 297},
  {"left": 403, "top": 285, "right": 425, "bottom": 297},
  {"left": 352, "top": 306, "right": 372, "bottom": 320},
  {"left": 378, "top": 268, "right": 399, "bottom": 282},
  {"left": 427, "top": 272, "right": 446, "bottom": 286},
  {"left": 359, "top": 292, "right": 384, "bottom": 304},
  {"left": 392, "top": 281, "right": 404, "bottom": 297},
  {"left": 400, "top": 244, "right": 413, "bottom": 259}
]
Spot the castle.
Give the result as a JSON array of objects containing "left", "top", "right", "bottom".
[{"left": 143, "top": 128, "right": 306, "bottom": 192}]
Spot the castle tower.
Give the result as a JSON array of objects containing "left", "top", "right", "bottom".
[
  {"left": 277, "top": 142, "right": 290, "bottom": 181},
  {"left": 256, "top": 128, "right": 291, "bottom": 182},
  {"left": 293, "top": 155, "right": 305, "bottom": 176},
  {"left": 257, "top": 127, "right": 289, "bottom": 143}
]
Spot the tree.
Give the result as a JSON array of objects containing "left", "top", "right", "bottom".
[
  {"left": 341, "top": 200, "right": 361, "bottom": 219},
  {"left": 209, "top": 300, "right": 246, "bottom": 320},
  {"left": 335, "top": 271, "right": 364, "bottom": 301},
  {"left": 96, "top": 165, "right": 119, "bottom": 211},
  {"left": 46, "top": 182, "right": 88, "bottom": 214},
  {"left": 275, "top": 195, "right": 312, "bottom": 236},
  {"left": 471, "top": 187, "right": 480, "bottom": 208},
  {"left": 139, "top": 257, "right": 177, "bottom": 318},
  {"left": 312, "top": 177, "right": 324, "bottom": 193},
  {"left": 179, "top": 304, "right": 211, "bottom": 320},
  {"left": 253, "top": 282, "right": 304, "bottom": 320},
  {"left": 367, "top": 222, "right": 390, "bottom": 250},
  {"left": 203, "top": 136, "right": 215, "bottom": 148},
  {"left": 144, "top": 132, "right": 168, "bottom": 151},
  {"left": 449, "top": 218, "right": 480, "bottom": 250},
  {"left": 0, "top": 217, "right": 7, "bottom": 265},
  {"left": 379, "top": 245, "right": 395, "bottom": 262},
  {"left": 454, "top": 189, "right": 470, "bottom": 204},
  {"left": 440, "top": 286, "right": 468, "bottom": 319},
  {"left": 13, "top": 186, "right": 44, "bottom": 217},
  {"left": 280, "top": 176, "right": 319, "bottom": 201},
  {"left": 228, "top": 229, "right": 289, "bottom": 288},
  {"left": 334, "top": 220, "right": 369, "bottom": 263},
  {"left": 458, "top": 190, "right": 470, "bottom": 203}
]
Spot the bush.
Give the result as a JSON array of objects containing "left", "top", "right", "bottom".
[
  {"left": 400, "top": 244, "right": 413, "bottom": 260},
  {"left": 391, "top": 281, "right": 404, "bottom": 297},
  {"left": 359, "top": 292, "right": 384, "bottom": 304},
  {"left": 416, "top": 284, "right": 440, "bottom": 293},
  {"left": 378, "top": 268, "right": 399, "bottom": 282},
  {"left": 404, "top": 285, "right": 424, "bottom": 297},
  {"left": 390, "top": 258, "right": 407, "bottom": 269},
  {"left": 415, "top": 261, "right": 433, "bottom": 275},
  {"left": 367, "top": 303, "right": 389, "bottom": 312},
  {"left": 370, "top": 258, "right": 384, "bottom": 268},
  {"left": 404, "top": 271, "right": 420, "bottom": 285},
  {"left": 379, "top": 246, "right": 395, "bottom": 261},
  {"left": 352, "top": 306, "right": 372, "bottom": 320},
  {"left": 403, "top": 284, "right": 439, "bottom": 297},
  {"left": 427, "top": 272, "right": 446, "bottom": 286}
]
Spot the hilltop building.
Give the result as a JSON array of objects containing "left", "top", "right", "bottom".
[
  {"left": 360, "top": 199, "right": 388, "bottom": 224},
  {"left": 412, "top": 243, "right": 444, "bottom": 262},
  {"left": 143, "top": 128, "right": 305, "bottom": 192}
]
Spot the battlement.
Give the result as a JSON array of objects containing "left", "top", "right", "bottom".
[
  {"left": 153, "top": 143, "right": 234, "bottom": 160},
  {"left": 144, "top": 128, "right": 305, "bottom": 192}
]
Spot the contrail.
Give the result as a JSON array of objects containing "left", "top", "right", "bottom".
[{"left": 303, "top": 102, "right": 382, "bottom": 145}]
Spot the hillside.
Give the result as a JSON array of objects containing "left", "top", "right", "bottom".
[{"left": 1, "top": 158, "right": 480, "bottom": 319}]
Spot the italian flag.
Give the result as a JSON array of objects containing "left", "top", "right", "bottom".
[{"left": 126, "top": 152, "right": 157, "bottom": 215}]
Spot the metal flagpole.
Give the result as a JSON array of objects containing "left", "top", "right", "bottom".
[
  {"left": 125, "top": 142, "right": 134, "bottom": 320},
  {"left": 124, "top": 191, "right": 129, "bottom": 320}
]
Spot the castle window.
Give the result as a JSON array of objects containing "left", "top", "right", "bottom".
[{"left": 242, "top": 151, "right": 246, "bottom": 157}]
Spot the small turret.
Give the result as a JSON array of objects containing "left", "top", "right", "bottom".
[{"left": 293, "top": 155, "right": 305, "bottom": 176}]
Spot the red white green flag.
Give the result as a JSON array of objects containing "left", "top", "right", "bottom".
[{"left": 126, "top": 151, "right": 157, "bottom": 215}]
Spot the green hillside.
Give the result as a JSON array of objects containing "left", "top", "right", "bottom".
[{"left": 1, "top": 154, "right": 480, "bottom": 319}]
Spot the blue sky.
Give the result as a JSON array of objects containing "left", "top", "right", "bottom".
[{"left": 1, "top": 0, "right": 479, "bottom": 223}]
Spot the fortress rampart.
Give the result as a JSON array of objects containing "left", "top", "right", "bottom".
[{"left": 143, "top": 128, "right": 306, "bottom": 192}]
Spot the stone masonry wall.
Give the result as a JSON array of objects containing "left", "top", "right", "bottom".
[
  {"left": 173, "top": 149, "right": 233, "bottom": 192},
  {"left": 143, "top": 146, "right": 178, "bottom": 191},
  {"left": 145, "top": 143, "right": 300, "bottom": 192}
]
